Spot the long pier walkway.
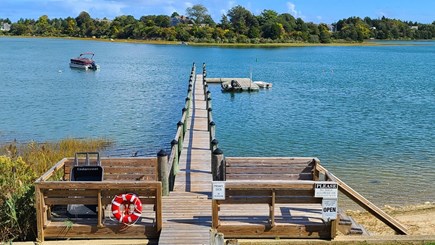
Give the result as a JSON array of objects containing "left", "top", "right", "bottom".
[{"left": 158, "top": 72, "right": 213, "bottom": 244}]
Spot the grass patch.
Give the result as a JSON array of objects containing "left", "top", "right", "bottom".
[{"left": 0, "top": 138, "right": 112, "bottom": 242}]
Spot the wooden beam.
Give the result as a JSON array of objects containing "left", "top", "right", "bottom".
[
  {"left": 35, "top": 186, "right": 44, "bottom": 242},
  {"left": 35, "top": 158, "right": 68, "bottom": 182},
  {"left": 212, "top": 200, "right": 219, "bottom": 228}
]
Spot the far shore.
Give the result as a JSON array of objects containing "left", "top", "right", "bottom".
[{"left": 2, "top": 35, "right": 432, "bottom": 47}]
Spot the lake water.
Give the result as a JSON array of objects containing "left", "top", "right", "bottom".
[{"left": 0, "top": 37, "right": 434, "bottom": 207}]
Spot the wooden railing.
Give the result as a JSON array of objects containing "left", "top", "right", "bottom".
[
  {"left": 210, "top": 156, "right": 408, "bottom": 238},
  {"left": 158, "top": 63, "right": 196, "bottom": 195},
  {"left": 159, "top": 62, "right": 220, "bottom": 195},
  {"left": 203, "top": 63, "right": 219, "bottom": 153},
  {"left": 211, "top": 157, "right": 337, "bottom": 239}
]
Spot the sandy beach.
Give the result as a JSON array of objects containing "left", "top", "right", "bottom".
[{"left": 346, "top": 202, "right": 435, "bottom": 235}]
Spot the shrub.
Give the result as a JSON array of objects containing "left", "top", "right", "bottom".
[
  {"left": 0, "top": 156, "right": 37, "bottom": 242},
  {"left": 0, "top": 138, "right": 111, "bottom": 242}
]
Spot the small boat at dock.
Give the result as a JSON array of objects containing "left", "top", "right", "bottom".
[
  {"left": 70, "top": 52, "right": 99, "bottom": 70},
  {"left": 221, "top": 79, "right": 259, "bottom": 92}
]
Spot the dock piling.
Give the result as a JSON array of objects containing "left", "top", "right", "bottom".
[
  {"left": 157, "top": 149, "right": 169, "bottom": 196},
  {"left": 212, "top": 148, "right": 224, "bottom": 181}
]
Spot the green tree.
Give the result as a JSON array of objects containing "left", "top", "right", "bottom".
[
  {"left": 219, "top": 14, "right": 231, "bottom": 29},
  {"left": 277, "top": 13, "right": 296, "bottom": 33},
  {"left": 186, "top": 4, "right": 210, "bottom": 24},
  {"left": 258, "top": 9, "right": 278, "bottom": 26},
  {"left": 227, "top": 5, "right": 259, "bottom": 37},
  {"left": 75, "top": 11, "right": 95, "bottom": 37},
  {"left": 262, "top": 21, "right": 283, "bottom": 39},
  {"left": 171, "top": 12, "right": 179, "bottom": 18},
  {"left": 176, "top": 26, "right": 190, "bottom": 41},
  {"left": 155, "top": 15, "right": 170, "bottom": 28},
  {"left": 35, "top": 15, "right": 54, "bottom": 36},
  {"left": 318, "top": 23, "right": 331, "bottom": 43}
]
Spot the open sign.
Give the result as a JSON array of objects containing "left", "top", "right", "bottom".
[{"left": 322, "top": 199, "right": 337, "bottom": 221}]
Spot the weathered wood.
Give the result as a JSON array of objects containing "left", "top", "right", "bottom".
[
  {"left": 63, "top": 158, "right": 158, "bottom": 181},
  {"left": 43, "top": 223, "right": 159, "bottom": 238},
  {"left": 216, "top": 224, "right": 331, "bottom": 239},
  {"left": 35, "top": 173, "right": 163, "bottom": 241},
  {"left": 225, "top": 157, "right": 316, "bottom": 164},
  {"left": 35, "top": 186, "right": 44, "bottom": 242},
  {"left": 212, "top": 149, "right": 224, "bottom": 181},
  {"left": 37, "top": 181, "right": 162, "bottom": 189},
  {"left": 226, "top": 173, "right": 313, "bottom": 180},
  {"left": 158, "top": 150, "right": 169, "bottom": 196},
  {"left": 36, "top": 158, "right": 68, "bottom": 182}
]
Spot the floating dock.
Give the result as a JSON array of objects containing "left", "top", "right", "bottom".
[{"left": 207, "top": 77, "right": 272, "bottom": 91}]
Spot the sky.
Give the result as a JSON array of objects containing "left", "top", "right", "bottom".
[{"left": 1, "top": 0, "right": 434, "bottom": 24}]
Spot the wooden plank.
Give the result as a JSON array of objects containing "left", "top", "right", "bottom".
[
  {"left": 104, "top": 174, "right": 157, "bottom": 181},
  {"left": 44, "top": 223, "right": 159, "bottom": 239},
  {"left": 37, "top": 181, "right": 161, "bottom": 190},
  {"left": 226, "top": 173, "right": 313, "bottom": 180},
  {"left": 225, "top": 180, "right": 316, "bottom": 189},
  {"left": 45, "top": 197, "right": 98, "bottom": 205},
  {"left": 216, "top": 224, "right": 331, "bottom": 238},
  {"left": 35, "top": 186, "right": 45, "bottom": 242},
  {"left": 219, "top": 196, "right": 321, "bottom": 204},
  {"left": 226, "top": 189, "right": 314, "bottom": 197},
  {"left": 225, "top": 157, "right": 316, "bottom": 165},
  {"left": 36, "top": 158, "right": 68, "bottom": 182},
  {"left": 225, "top": 165, "right": 314, "bottom": 174}
]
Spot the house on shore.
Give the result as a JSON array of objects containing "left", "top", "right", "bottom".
[{"left": 1, "top": 22, "right": 11, "bottom": 32}]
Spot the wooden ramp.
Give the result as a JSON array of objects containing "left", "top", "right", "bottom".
[{"left": 159, "top": 73, "right": 213, "bottom": 245}]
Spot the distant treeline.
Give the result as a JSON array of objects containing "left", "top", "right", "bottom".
[{"left": 1, "top": 4, "right": 434, "bottom": 43}]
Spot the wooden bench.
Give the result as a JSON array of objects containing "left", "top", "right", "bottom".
[
  {"left": 35, "top": 157, "right": 162, "bottom": 242},
  {"left": 212, "top": 157, "right": 337, "bottom": 239},
  {"left": 225, "top": 157, "right": 317, "bottom": 181}
]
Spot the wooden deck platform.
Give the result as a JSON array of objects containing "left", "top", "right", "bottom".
[{"left": 33, "top": 64, "right": 411, "bottom": 244}]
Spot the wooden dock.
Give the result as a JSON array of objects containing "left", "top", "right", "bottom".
[
  {"left": 33, "top": 63, "right": 414, "bottom": 245},
  {"left": 158, "top": 73, "right": 213, "bottom": 244}
]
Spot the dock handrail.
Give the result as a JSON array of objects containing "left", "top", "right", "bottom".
[
  {"left": 203, "top": 63, "right": 218, "bottom": 152},
  {"left": 161, "top": 63, "right": 196, "bottom": 195},
  {"left": 160, "top": 62, "right": 220, "bottom": 195}
]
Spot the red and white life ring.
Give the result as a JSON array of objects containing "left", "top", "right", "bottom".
[{"left": 111, "top": 193, "right": 142, "bottom": 224}]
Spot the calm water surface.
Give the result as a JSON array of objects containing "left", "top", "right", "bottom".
[{"left": 0, "top": 37, "right": 434, "bottom": 206}]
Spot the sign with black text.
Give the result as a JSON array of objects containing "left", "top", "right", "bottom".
[
  {"left": 212, "top": 181, "right": 225, "bottom": 200},
  {"left": 314, "top": 181, "right": 338, "bottom": 199},
  {"left": 322, "top": 198, "right": 337, "bottom": 221}
]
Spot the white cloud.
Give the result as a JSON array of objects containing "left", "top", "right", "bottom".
[{"left": 287, "top": 2, "right": 303, "bottom": 18}]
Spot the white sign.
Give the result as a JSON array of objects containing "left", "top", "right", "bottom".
[
  {"left": 314, "top": 182, "right": 338, "bottom": 199},
  {"left": 322, "top": 198, "right": 337, "bottom": 221},
  {"left": 212, "top": 181, "right": 225, "bottom": 200}
]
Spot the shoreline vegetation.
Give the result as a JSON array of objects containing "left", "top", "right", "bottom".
[
  {"left": 0, "top": 138, "right": 111, "bottom": 242},
  {"left": 3, "top": 35, "right": 433, "bottom": 48},
  {"left": 1, "top": 4, "right": 434, "bottom": 46}
]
